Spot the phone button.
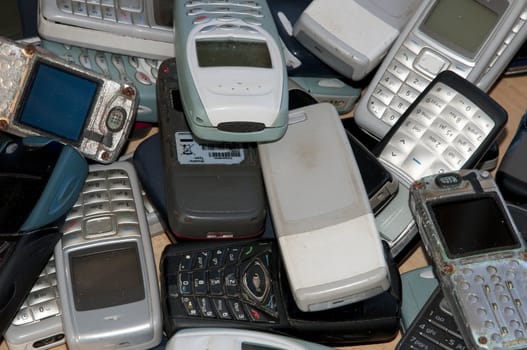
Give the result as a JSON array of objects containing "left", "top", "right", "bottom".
[
  {"left": 106, "top": 107, "right": 127, "bottom": 132},
  {"left": 414, "top": 48, "right": 449, "bottom": 77}
]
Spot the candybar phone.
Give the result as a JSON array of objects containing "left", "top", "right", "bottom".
[
  {"left": 38, "top": 0, "right": 173, "bottom": 59},
  {"left": 258, "top": 103, "right": 390, "bottom": 312},
  {"left": 166, "top": 328, "right": 335, "bottom": 350},
  {"left": 160, "top": 238, "right": 402, "bottom": 347},
  {"left": 173, "top": 0, "right": 288, "bottom": 142},
  {"left": 40, "top": 39, "right": 161, "bottom": 123},
  {"left": 0, "top": 36, "right": 138, "bottom": 163},
  {"left": 355, "top": 0, "right": 527, "bottom": 139},
  {"left": 156, "top": 58, "right": 266, "bottom": 240},
  {"left": 399, "top": 204, "right": 527, "bottom": 349},
  {"left": 3, "top": 159, "right": 164, "bottom": 349},
  {"left": 376, "top": 70, "right": 507, "bottom": 187},
  {"left": 54, "top": 161, "right": 162, "bottom": 350},
  {"left": 409, "top": 170, "right": 527, "bottom": 350},
  {"left": 0, "top": 135, "right": 87, "bottom": 336}
]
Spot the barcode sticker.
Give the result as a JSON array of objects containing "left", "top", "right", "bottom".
[{"left": 175, "top": 132, "right": 245, "bottom": 165}]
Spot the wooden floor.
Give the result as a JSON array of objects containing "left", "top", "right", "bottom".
[{"left": 2, "top": 73, "right": 527, "bottom": 350}]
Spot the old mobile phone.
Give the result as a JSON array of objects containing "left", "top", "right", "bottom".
[
  {"left": 354, "top": 0, "right": 527, "bottom": 139},
  {"left": 397, "top": 287, "right": 467, "bottom": 350},
  {"left": 3, "top": 158, "right": 164, "bottom": 349},
  {"left": 54, "top": 161, "right": 162, "bottom": 350},
  {"left": 166, "top": 328, "right": 335, "bottom": 350},
  {"left": 156, "top": 58, "right": 266, "bottom": 240},
  {"left": 399, "top": 204, "right": 527, "bottom": 348},
  {"left": 40, "top": 40, "right": 161, "bottom": 123},
  {"left": 409, "top": 169, "right": 527, "bottom": 350},
  {"left": 346, "top": 130, "right": 399, "bottom": 214},
  {"left": 287, "top": 86, "right": 398, "bottom": 215},
  {"left": 0, "top": 36, "right": 138, "bottom": 163},
  {"left": 174, "top": 0, "right": 288, "bottom": 142},
  {"left": 0, "top": 135, "right": 88, "bottom": 336},
  {"left": 160, "top": 238, "right": 402, "bottom": 347},
  {"left": 258, "top": 102, "right": 390, "bottom": 312},
  {"left": 289, "top": 77, "right": 361, "bottom": 115},
  {"left": 294, "top": 0, "right": 421, "bottom": 81},
  {"left": 496, "top": 111, "right": 527, "bottom": 204},
  {"left": 376, "top": 70, "right": 507, "bottom": 187},
  {"left": 37, "top": 0, "right": 173, "bottom": 59}
]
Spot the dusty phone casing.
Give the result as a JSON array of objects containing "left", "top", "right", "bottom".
[{"left": 258, "top": 102, "right": 390, "bottom": 312}]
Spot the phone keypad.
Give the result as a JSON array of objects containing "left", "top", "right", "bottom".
[
  {"left": 163, "top": 241, "right": 279, "bottom": 323},
  {"left": 397, "top": 289, "right": 467, "bottom": 350},
  {"left": 10, "top": 257, "right": 61, "bottom": 327},
  {"left": 452, "top": 260, "right": 527, "bottom": 347},
  {"left": 58, "top": 0, "right": 148, "bottom": 26},
  {"left": 62, "top": 168, "right": 139, "bottom": 243},
  {"left": 367, "top": 34, "right": 471, "bottom": 127},
  {"left": 379, "top": 82, "right": 495, "bottom": 182}
]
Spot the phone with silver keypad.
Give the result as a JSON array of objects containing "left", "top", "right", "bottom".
[
  {"left": 376, "top": 70, "right": 507, "bottom": 187},
  {"left": 409, "top": 169, "right": 527, "bottom": 350}
]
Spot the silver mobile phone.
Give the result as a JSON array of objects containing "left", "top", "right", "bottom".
[
  {"left": 409, "top": 169, "right": 527, "bottom": 350},
  {"left": 0, "top": 36, "right": 138, "bottom": 163},
  {"left": 354, "top": 0, "right": 527, "bottom": 139},
  {"left": 53, "top": 161, "right": 162, "bottom": 350}
]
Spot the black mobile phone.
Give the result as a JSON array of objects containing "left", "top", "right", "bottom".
[
  {"left": 160, "top": 238, "right": 402, "bottom": 347},
  {"left": 0, "top": 134, "right": 87, "bottom": 335},
  {"left": 496, "top": 111, "right": 527, "bottom": 204}
]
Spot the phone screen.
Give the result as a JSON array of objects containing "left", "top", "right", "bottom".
[
  {"left": 17, "top": 61, "right": 99, "bottom": 142},
  {"left": 430, "top": 194, "right": 520, "bottom": 258},
  {"left": 70, "top": 242, "right": 145, "bottom": 311},
  {"left": 420, "top": 0, "right": 506, "bottom": 58}
]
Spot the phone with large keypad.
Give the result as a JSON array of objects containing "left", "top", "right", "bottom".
[
  {"left": 354, "top": 0, "right": 527, "bottom": 139},
  {"left": 376, "top": 70, "right": 507, "bottom": 187},
  {"left": 160, "top": 239, "right": 402, "bottom": 347}
]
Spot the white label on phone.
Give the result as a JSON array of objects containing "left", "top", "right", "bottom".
[{"left": 175, "top": 132, "right": 245, "bottom": 165}]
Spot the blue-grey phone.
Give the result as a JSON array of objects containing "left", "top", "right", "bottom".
[{"left": 0, "top": 134, "right": 88, "bottom": 335}]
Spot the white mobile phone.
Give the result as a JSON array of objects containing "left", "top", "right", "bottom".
[
  {"left": 0, "top": 36, "right": 138, "bottom": 163},
  {"left": 37, "top": 0, "right": 173, "bottom": 59},
  {"left": 409, "top": 170, "right": 527, "bottom": 350},
  {"left": 174, "top": 0, "right": 289, "bottom": 142},
  {"left": 293, "top": 0, "right": 421, "bottom": 81},
  {"left": 166, "top": 328, "right": 335, "bottom": 350},
  {"left": 54, "top": 161, "right": 162, "bottom": 350},
  {"left": 376, "top": 70, "right": 507, "bottom": 187},
  {"left": 354, "top": 0, "right": 527, "bottom": 139},
  {"left": 258, "top": 103, "right": 390, "bottom": 312}
]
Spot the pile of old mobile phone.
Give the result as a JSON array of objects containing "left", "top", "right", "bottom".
[
  {"left": 0, "top": 36, "right": 138, "bottom": 163},
  {"left": 408, "top": 170, "right": 527, "bottom": 350},
  {"left": 155, "top": 58, "right": 267, "bottom": 240},
  {"left": 0, "top": 133, "right": 88, "bottom": 336}
]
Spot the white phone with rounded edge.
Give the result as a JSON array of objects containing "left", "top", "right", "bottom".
[
  {"left": 54, "top": 161, "right": 162, "bottom": 350},
  {"left": 174, "top": 0, "right": 289, "bottom": 142},
  {"left": 354, "top": 0, "right": 527, "bottom": 139},
  {"left": 258, "top": 103, "right": 390, "bottom": 312},
  {"left": 166, "top": 328, "right": 335, "bottom": 350}
]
